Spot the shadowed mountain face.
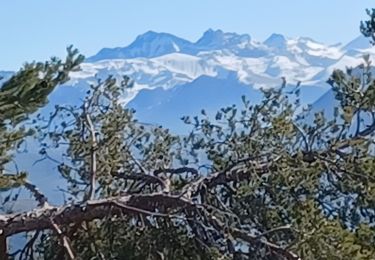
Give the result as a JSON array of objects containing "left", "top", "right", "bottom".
[
  {"left": 127, "top": 72, "right": 328, "bottom": 133},
  {"left": 127, "top": 73, "right": 261, "bottom": 133}
]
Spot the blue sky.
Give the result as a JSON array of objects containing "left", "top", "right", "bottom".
[{"left": 1, "top": 0, "right": 374, "bottom": 70}]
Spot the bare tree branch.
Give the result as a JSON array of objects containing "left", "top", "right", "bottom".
[
  {"left": 50, "top": 219, "right": 76, "bottom": 260},
  {"left": 153, "top": 167, "right": 199, "bottom": 177},
  {"left": 19, "top": 231, "right": 40, "bottom": 260},
  {"left": 0, "top": 233, "right": 7, "bottom": 260},
  {"left": 256, "top": 225, "right": 293, "bottom": 238},
  {"left": 0, "top": 193, "right": 193, "bottom": 236},
  {"left": 0, "top": 187, "right": 300, "bottom": 259},
  {"left": 24, "top": 182, "right": 49, "bottom": 207},
  {"left": 231, "top": 228, "right": 300, "bottom": 260},
  {"left": 85, "top": 111, "right": 97, "bottom": 201}
]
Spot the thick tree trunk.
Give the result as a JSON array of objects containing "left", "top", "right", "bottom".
[{"left": 0, "top": 234, "right": 8, "bottom": 260}]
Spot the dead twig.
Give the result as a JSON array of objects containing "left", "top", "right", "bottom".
[{"left": 50, "top": 219, "right": 76, "bottom": 260}]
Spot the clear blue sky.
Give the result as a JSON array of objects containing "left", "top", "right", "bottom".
[{"left": 1, "top": 0, "right": 374, "bottom": 70}]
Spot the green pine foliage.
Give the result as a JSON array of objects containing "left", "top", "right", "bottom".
[
  {"left": 32, "top": 64, "right": 375, "bottom": 259},
  {"left": 0, "top": 46, "right": 83, "bottom": 191},
  {"left": 3, "top": 9, "right": 375, "bottom": 260}
]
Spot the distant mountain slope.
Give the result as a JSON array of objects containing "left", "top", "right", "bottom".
[
  {"left": 3, "top": 30, "right": 375, "bottom": 130},
  {"left": 309, "top": 65, "right": 375, "bottom": 120},
  {"left": 127, "top": 73, "right": 261, "bottom": 133},
  {"left": 0, "top": 71, "right": 13, "bottom": 85},
  {"left": 127, "top": 73, "right": 328, "bottom": 133}
]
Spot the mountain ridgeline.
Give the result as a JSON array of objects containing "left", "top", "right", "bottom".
[
  {"left": 2, "top": 30, "right": 374, "bottom": 133},
  {"left": 69, "top": 30, "right": 374, "bottom": 131}
]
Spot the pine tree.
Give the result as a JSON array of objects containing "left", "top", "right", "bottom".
[
  {"left": 361, "top": 8, "right": 375, "bottom": 44},
  {"left": 1, "top": 9, "right": 375, "bottom": 260},
  {"left": 0, "top": 46, "right": 83, "bottom": 259},
  {"left": 0, "top": 46, "right": 83, "bottom": 191}
]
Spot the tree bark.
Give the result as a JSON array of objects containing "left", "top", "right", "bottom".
[{"left": 0, "top": 234, "right": 8, "bottom": 260}]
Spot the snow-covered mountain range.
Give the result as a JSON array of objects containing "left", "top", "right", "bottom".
[
  {"left": 61, "top": 29, "right": 373, "bottom": 131},
  {"left": 81, "top": 29, "right": 362, "bottom": 93},
  {"left": 3, "top": 29, "right": 375, "bottom": 132},
  {"left": 2, "top": 29, "right": 375, "bottom": 134},
  {"left": 1, "top": 29, "right": 375, "bottom": 209}
]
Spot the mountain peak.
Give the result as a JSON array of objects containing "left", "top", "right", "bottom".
[
  {"left": 87, "top": 31, "right": 194, "bottom": 61},
  {"left": 196, "top": 29, "right": 226, "bottom": 45},
  {"left": 202, "top": 28, "right": 224, "bottom": 38},
  {"left": 135, "top": 30, "right": 158, "bottom": 40},
  {"left": 344, "top": 35, "right": 371, "bottom": 51},
  {"left": 264, "top": 33, "right": 287, "bottom": 47},
  {"left": 134, "top": 30, "right": 180, "bottom": 42},
  {"left": 142, "top": 30, "right": 158, "bottom": 36},
  {"left": 196, "top": 29, "right": 251, "bottom": 48}
]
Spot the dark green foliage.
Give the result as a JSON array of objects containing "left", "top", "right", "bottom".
[
  {"left": 361, "top": 8, "right": 375, "bottom": 44},
  {"left": 33, "top": 76, "right": 220, "bottom": 260},
  {"left": 40, "top": 218, "right": 218, "bottom": 260},
  {"left": 4, "top": 10, "right": 375, "bottom": 260},
  {"left": 0, "top": 46, "right": 83, "bottom": 190},
  {"left": 30, "top": 66, "right": 375, "bottom": 259}
]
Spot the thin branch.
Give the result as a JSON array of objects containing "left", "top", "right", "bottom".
[
  {"left": 85, "top": 111, "right": 97, "bottom": 201},
  {"left": 50, "top": 219, "right": 76, "bottom": 260},
  {"left": 128, "top": 152, "right": 149, "bottom": 175},
  {"left": 256, "top": 225, "right": 292, "bottom": 239},
  {"left": 231, "top": 228, "right": 301, "bottom": 260},
  {"left": 154, "top": 167, "right": 199, "bottom": 177},
  {"left": 19, "top": 231, "right": 40, "bottom": 260},
  {"left": 23, "top": 182, "right": 49, "bottom": 207},
  {"left": 181, "top": 156, "right": 273, "bottom": 196},
  {"left": 115, "top": 172, "right": 167, "bottom": 191}
]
